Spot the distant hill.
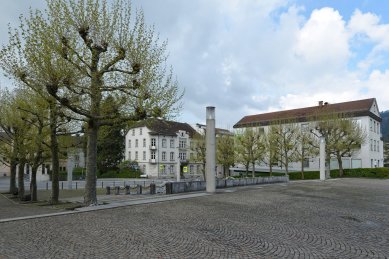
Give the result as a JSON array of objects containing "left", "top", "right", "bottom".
[{"left": 381, "top": 111, "right": 389, "bottom": 141}]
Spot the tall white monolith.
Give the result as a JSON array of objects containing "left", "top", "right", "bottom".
[{"left": 206, "top": 107, "right": 216, "bottom": 193}]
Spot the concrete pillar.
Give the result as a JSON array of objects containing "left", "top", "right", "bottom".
[
  {"left": 206, "top": 106, "right": 216, "bottom": 193},
  {"left": 320, "top": 136, "right": 326, "bottom": 181}
]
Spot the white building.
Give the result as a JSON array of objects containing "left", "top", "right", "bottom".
[
  {"left": 125, "top": 119, "right": 202, "bottom": 178},
  {"left": 234, "top": 98, "right": 384, "bottom": 171}
]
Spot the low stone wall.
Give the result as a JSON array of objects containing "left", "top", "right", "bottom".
[{"left": 167, "top": 176, "right": 289, "bottom": 194}]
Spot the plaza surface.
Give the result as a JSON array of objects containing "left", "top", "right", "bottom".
[{"left": 1, "top": 178, "right": 389, "bottom": 258}]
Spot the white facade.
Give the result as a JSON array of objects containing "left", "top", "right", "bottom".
[
  {"left": 235, "top": 99, "right": 384, "bottom": 171},
  {"left": 125, "top": 124, "right": 203, "bottom": 178}
]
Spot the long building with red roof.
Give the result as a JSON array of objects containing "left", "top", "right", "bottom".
[{"left": 234, "top": 98, "right": 384, "bottom": 171}]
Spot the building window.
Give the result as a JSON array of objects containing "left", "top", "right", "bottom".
[
  {"left": 162, "top": 151, "right": 166, "bottom": 161},
  {"left": 143, "top": 165, "right": 146, "bottom": 173},
  {"left": 151, "top": 138, "right": 156, "bottom": 147},
  {"left": 135, "top": 139, "right": 138, "bottom": 147},
  {"left": 179, "top": 139, "right": 186, "bottom": 149},
  {"left": 132, "top": 129, "right": 135, "bottom": 136},
  {"left": 128, "top": 140, "right": 131, "bottom": 148},
  {"left": 162, "top": 139, "right": 167, "bottom": 148},
  {"left": 135, "top": 151, "right": 138, "bottom": 160},
  {"left": 179, "top": 152, "right": 187, "bottom": 161},
  {"left": 170, "top": 152, "right": 174, "bottom": 161},
  {"left": 370, "top": 119, "right": 372, "bottom": 131},
  {"left": 378, "top": 142, "right": 380, "bottom": 152},
  {"left": 169, "top": 165, "right": 174, "bottom": 174},
  {"left": 151, "top": 151, "right": 156, "bottom": 160},
  {"left": 143, "top": 151, "right": 146, "bottom": 161},
  {"left": 170, "top": 139, "right": 174, "bottom": 148},
  {"left": 370, "top": 139, "right": 373, "bottom": 151},
  {"left": 190, "top": 165, "right": 194, "bottom": 173},
  {"left": 140, "top": 128, "right": 142, "bottom": 135},
  {"left": 128, "top": 152, "right": 131, "bottom": 160},
  {"left": 374, "top": 140, "right": 376, "bottom": 152},
  {"left": 197, "top": 165, "right": 201, "bottom": 173}
]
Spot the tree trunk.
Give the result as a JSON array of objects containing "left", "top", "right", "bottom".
[
  {"left": 202, "top": 162, "right": 206, "bottom": 180},
  {"left": 9, "top": 159, "right": 17, "bottom": 194},
  {"left": 284, "top": 152, "right": 289, "bottom": 176},
  {"left": 269, "top": 163, "right": 273, "bottom": 177},
  {"left": 325, "top": 153, "right": 331, "bottom": 179},
  {"left": 84, "top": 121, "right": 98, "bottom": 206},
  {"left": 30, "top": 165, "right": 38, "bottom": 202},
  {"left": 337, "top": 155, "right": 344, "bottom": 177},
  {"left": 50, "top": 103, "right": 60, "bottom": 204},
  {"left": 251, "top": 161, "right": 255, "bottom": 178},
  {"left": 301, "top": 160, "right": 304, "bottom": 180},
  {"left": 301, "top": 148, "right": 305, "bottom": 180},
  {"left": 245, "top": 162, "right": 249, "bottom": 177},
  {"left": 17, "top": 161, "right": 25, "bottom": 200}
]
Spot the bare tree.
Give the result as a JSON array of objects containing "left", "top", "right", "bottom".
[
  {"left": 235, "top": 128, "right": 265, "bottom": 177},
  {"left": 263, "top": 127, "right": 280, "bottom": 176},
  {"left": 270, "top": 123, "right": 300, "bottom": 175},
  {"left": 190, "top": 133, "right": 206, "bottom": 180},
  {"left": 293, "top": 124, "right": 319, "bottom": 179},
  {"left": 217, "top": 135, "right": 235, "bottom": 178}
]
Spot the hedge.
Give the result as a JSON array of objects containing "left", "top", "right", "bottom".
[
  {"left": 54, "top": 167, "right": 141, "bottom": 180},
  {"left": 287, "top": 167, "right": 389, "bottom": 180},
  {"left": 97, "top": 169, "right": 141, "bottom": 179}
]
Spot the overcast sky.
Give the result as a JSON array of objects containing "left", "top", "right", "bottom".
[{"left": 1, "top": 1, "right": 389, "bottom": 128}]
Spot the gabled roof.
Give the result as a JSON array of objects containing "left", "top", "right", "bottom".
[
  {"left": 234, "top": 98, "right": 380, "bottom": 128},
  {"left": 130, "top": 118, "right": 197, "bottom": 137}
]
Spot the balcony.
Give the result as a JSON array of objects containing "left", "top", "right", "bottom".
[
  {"left": 149, "top": 145, "right": 157, "bottom": 150},
  {"left": 149, "top": 159, "right": 157, "bottom": 164}
]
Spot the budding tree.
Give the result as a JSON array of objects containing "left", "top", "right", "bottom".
[{"left": 1, "top": 0, "right": 182, "bottom": 205}]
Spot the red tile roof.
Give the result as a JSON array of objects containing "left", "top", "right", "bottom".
[
  {"left": 234, "top": 98, "right": 380, "bottom": 128},
  {"left": 130, "top": 118, "right": 197, "bottom": 137}
]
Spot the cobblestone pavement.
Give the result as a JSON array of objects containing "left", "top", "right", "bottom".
[{"left": 1, "top": 178, "right": 389, "bottom": 258}]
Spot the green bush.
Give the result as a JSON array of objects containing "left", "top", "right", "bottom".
[
  {"left": 49, "top": 170, "right": 67, "bottom": 181},
  {"left": 73, "top": 167, "right": 86, "bottom": 180},
  {"left": 341, "top": 168, "right": 389, "bottom": 178},
  {"left": 287, "top": 167, "right": 389, "bottom": 180},
  {"left": 97, "top": 168, "right": 141, "bottom": 179},
  {"left": 51, "top": 167, "right": 142, "bottom": 180},
  {"left": 287, "top": 171, "right": 319, "bottom": 180}
]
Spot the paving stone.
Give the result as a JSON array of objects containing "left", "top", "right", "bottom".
[{"left": 0, "top": 179, "right": 388, "bottom": 258}]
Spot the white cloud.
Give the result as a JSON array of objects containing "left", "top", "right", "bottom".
[
  {"left": 294, "top": 7, "right": 350, "bottom": 69},
  {"left": 2, "top": 1, "right": 389, "bottom": 127}
]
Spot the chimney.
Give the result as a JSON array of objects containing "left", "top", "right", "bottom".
[{"left": 318, "top": 101, "right": 323, "bottom": 106}]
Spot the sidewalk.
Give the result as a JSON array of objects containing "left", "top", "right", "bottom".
[{"left": 0, "top": 191, "right": 209, "bottom": 223}]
